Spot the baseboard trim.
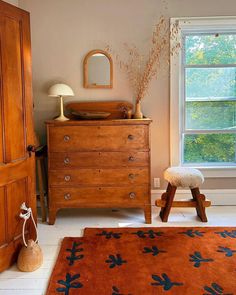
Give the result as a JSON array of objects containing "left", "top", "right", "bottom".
[
  {"left": 151, "top": 189, "right": 236, "bottom": 206},
  {"left": 36, "top": 190, "right": 236, "bottom": 207}
]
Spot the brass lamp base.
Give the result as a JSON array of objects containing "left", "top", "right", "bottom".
[
  {"left": 55, "top": 115, "right": 69, "bottom": 121},
  {"left": 54, "top": 96, "right": 69, "bottom": 121}
]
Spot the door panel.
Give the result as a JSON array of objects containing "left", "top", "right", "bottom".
[
  {"left": 0, "top": 98, "right": 3, "bottom": 164},
  {"left": 0, "top": 186, "right": 6, "bottom": 246},
  {"left": 0, "top": 1, "right": 35, "bottom": 272},
  {"left": 1, "top": 16, "right": 26, "bottom": 163},
  {"left": 7, "top": 178, "right": 27, "bottom": 240}
]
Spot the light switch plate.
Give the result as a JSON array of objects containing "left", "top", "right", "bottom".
[{"left": 154, "top": 178, "right": 160, "bottom": 188}]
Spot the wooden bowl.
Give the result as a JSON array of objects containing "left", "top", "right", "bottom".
[{"left": 72, "top": 111, "right": 111, "bottom": 120}]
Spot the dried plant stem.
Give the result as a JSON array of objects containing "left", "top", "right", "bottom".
[{"left": 107, "top": 17, "right": 179, "bottom": 103}]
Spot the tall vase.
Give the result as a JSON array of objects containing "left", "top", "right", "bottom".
[{"left": 133, "top": 100, "right": 143, "bottom": 119}]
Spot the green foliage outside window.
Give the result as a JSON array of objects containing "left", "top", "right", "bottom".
[
  {"left": 184, "top": 134, "right": 236, "bottom": 163},
  {"left": 183, "top": 34, "right": 236, "bottom": 164},
  {"left": 185, "top": 34, "right": 236, "bottom": 65}
]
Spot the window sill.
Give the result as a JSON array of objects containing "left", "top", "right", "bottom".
[{"left": 191, "top": 166, "right": 236, "bottom": 178}]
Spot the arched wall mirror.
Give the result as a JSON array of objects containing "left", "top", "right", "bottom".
[{"left": 83, "top": 49, "right": 113, "bottom": 89}]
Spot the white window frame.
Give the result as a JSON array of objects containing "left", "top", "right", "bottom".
[{"left": 170, "top": 16, "right": 236, "bottom": 178}]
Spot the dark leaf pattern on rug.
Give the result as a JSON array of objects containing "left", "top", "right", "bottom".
[
  {"left": 106, "top": 254, "right": 127, "bottom": 268},
  {"left": 96, "top": 231, "right": 122, "bottom": 239},
  {"left": 151, "top": 273, "right": 183, "bottom": 291},
  {"left": 179, "top": 229, "right": 205, "bottom": 238},
  {"left": 111, "top": 286, "right": 132, "bottom": 295},
  {"left": 203, "top": 282, "right": 231, "bottom": 295},
  {"left": 143, "top": 246, "right": 166, "bottom": 256},
  {"left": 56, "top": 273, "right": 83, "bottom": 295},
  {"left": 189, "top": 251, "right": 213, "bottom": 268},
  {"left": 66, "top": 241, "right": 84, "bottom": 266},
  {"left": 217, "top": 246, "right": 236, "bottom": 257},
  {"left": 215, "top": 230, "right": 236, "bottom": 238},
  {"left": 112, "top": 286, "right": 122, "bottom": 295},
  {"left": 132, "top": 230, "right": 163, "bottom": 239}
]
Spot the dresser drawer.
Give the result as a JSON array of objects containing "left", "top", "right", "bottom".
[
  {"left": 49, "top": 168, "right": 149, "bottom": 186},
  {"left": 49, "top": 151, "right": 149, "bottom": 169},
  {"left": 48, "top": 125, "right": 149, "bottom": 152},
  {"left": 49, "top": 186, "right": 149, "bottom": 207}
]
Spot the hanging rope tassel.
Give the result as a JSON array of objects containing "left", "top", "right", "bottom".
[
  {"left": 17, "top": 203, "right": 43, "bottom": 272},
  {"left": 19, "top": 202, "right": 38, "bottom": 247}
]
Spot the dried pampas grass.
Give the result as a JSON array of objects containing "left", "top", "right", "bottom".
[{"left": 107, "top": 17, "right": 180, "bottom": 102}]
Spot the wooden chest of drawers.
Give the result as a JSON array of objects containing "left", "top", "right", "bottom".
[{"left": 46, "top": 119, "right": 152, "bottom": 224}]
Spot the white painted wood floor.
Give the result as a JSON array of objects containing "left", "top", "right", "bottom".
[{"left": 0, "top": 205, "right": 236, "bottom": 295}]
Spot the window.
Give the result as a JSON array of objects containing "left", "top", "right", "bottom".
[{"left": 170, "top": 17, "right": 236, "bottom": 177}]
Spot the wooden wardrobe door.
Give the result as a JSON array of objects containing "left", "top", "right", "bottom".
[{"left": 0, "top": 0, "right": 36, "bottom": 272}]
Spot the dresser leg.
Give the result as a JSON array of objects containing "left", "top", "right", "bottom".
[
  {"left": 144, "top": 206, "right": 152, "bottom": 224},
  {"left": 48, "top": 209, "right": 57, "bottom": 225}
]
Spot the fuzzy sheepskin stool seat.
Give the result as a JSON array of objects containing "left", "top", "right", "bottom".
[
  {"left": 164, "top": 167, "right": 204, "bottom": 188},
  {"left": 156, "top": 167, "right": 211, "bottom": 223}
]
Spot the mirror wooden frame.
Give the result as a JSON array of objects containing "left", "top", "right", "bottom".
[{"left": 83, "top": 49, "right": 113, "bottom": 89}]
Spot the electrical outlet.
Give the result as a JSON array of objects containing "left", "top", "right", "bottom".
[{"left": 154, "top": 178, "right": 160, "bottom": 188}]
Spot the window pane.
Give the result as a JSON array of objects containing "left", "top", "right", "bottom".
[
  {"left": 183, "top": 133, "right": 236, "bottom": 164},
  {"left": 185, "top": 34, "right": 236, "bottom": 65},
  {"left": 186, "top": 67, "right": 236, "bottom": 99},
  {"left": 186, "top": 101, "right": 236, "bottom": 130}
]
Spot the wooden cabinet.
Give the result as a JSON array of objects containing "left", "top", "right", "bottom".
[{"left": 46, "top": 119, "right": 152, "bottom": 224}]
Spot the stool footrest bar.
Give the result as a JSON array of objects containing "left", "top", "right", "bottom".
[{"left": 156, "top": 198, "right": 211, "bottom": 208}]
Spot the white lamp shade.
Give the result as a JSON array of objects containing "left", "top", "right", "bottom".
[{"left": 48, "top": 83, "right": 74, "bottom": 97}]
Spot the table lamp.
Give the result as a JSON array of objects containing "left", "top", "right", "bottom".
[{"left": 48, "top": 83, "right": 74, "bottom": 121}]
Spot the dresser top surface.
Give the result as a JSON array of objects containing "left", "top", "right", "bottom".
[{"left": 45, "top": 118, "right": 152, "bottom": 126}]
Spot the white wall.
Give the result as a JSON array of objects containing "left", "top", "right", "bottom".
[
  {"left": 18, "top": 0, "right": 236, "bottom": 189},
  {"left": 4, "top": 0, "right": 18, "bottom": 6}
]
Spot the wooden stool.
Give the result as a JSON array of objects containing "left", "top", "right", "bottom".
[
  {"left": 156, "top": 167, "right": 211, "bottom": 222},
  {"left": 36, "top": 145, "right": 47, "bottom": 222}
]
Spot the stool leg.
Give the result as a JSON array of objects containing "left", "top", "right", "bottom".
[
  {"left": 191, "top": 188, "right": 208, "bottom": 222},
  {"left": 160, "top": 183, "right": 177, "bottom": 222},
  {"left": 159, "top": 182, "right": 171, "bottom": 216},
  {"left": 41, "top": 156, "right": 48, "bottom": 207},
  {"left": 37, "top": 158, "right": 47, "bottom": 222},
  {"left": 42, "top": 157, "right": 48, "bottom": 194},
  {"left": 161, "top": 183, "right": 172, "bottom": 200}
]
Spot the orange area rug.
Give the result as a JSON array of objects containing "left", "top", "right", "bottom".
[{"left": 46, "top": 227, "right": 236, "bottom": 294}]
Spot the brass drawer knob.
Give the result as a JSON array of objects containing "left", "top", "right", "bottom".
[
  {"left": 128, "top": 156, "right": 135, "bottom": 162},
  {"left": 64, "top": 135, "right": 70, "bottom": 142},
  {"left": 64, "top": 193, "right": 71, "bottom": 200},
  {"left": 129, "top": 192, "right": 136, "bottom": 199},
  {"left": 129, "top": 173, "right": 135, "bottom": 179},
  {"left": 64, "top": 175, "right": 71, "bottom": 181},
  {"left": 128, "top": 134, "right": 134, "bottom": 140},
  {"left": 64, "top": 157, "right": 70, "bottom": 164}
]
